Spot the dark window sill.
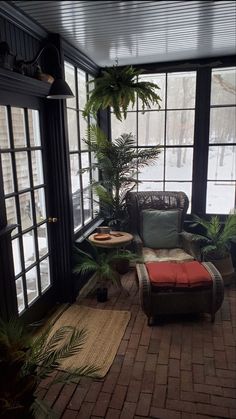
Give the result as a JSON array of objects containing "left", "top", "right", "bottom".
[{"left": 74, "top": 217, "right": 103, "bottom": 243}]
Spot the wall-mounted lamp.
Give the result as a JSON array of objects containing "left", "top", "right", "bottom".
[{"left": 15, "top": 43, "right": 74, "bottom": 100}]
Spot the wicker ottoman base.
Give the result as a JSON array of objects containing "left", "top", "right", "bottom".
[{"left": 136, "top": 261, "right": 224, "bottom": 325}]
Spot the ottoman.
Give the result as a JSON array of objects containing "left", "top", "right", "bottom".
[{"left": 136, "top": 261, "right": 224, "bottom": 325}]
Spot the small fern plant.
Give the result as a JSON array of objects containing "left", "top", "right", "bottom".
[
  {"left": 0, "top": 317, "right": 98, "bottom": 418},
  {"left": 192, "top": 214, "right": 236, "bottom": 260},
  {"left": 73, "top": 244, "right": 138, "bottom": 288},
  {"left": 82, "top": 65, "right": 161, "bottom": 121}
]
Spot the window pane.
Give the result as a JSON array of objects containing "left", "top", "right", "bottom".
[
  {"left": 78, "top": 69, "right": 87, "bottom": 110},
  {"left": 73, "top": 189, "right": 82, "bottom": 230},
  {"left": 92, "top": 152, "right": 98, "bottom": 182},
  {"left": 15, "top": 151, "right": 30, "bottom": 190},
  {"left": 40, "top": 257, "right": 51, "bottom": 292},
  {"left": 0, "top": 106, "right": 10, "bottom": 148},
  {"left": 83, "top": 189, "right": 92, "bottom": 223},
  {"left": 12, "top": 238, "right": 22, "bottom": 276},
  {"left": 26, "top": 266, "right": 38, "bottom": 304},
  {"left": 206, "top": 182, "right": 236, "bottom": 214},
  {"left": 211, "top": 67, "right": 236, "bottom": 106},
  {"left": 167, "top": 72, "right": 196, "bottom": 109},
  {"left": 34, "top": 188, "right": 46, "bottom": 222},
  {"left": 138, "top": 152, "right": 164, "bottom": 180},
  {"left": 28, "top": 110, "right": 41, "bottom": 147},
  {"left": 93, "top": 195, "right": 99, "bottom": 217},
  {"left": 38, "top": 224, "right": 48, "bottom": 258},
  {"left": 79, "top": 112, "right": 88, "bottom": 150},
  {"left": 16, "top": 277, "right": 25, "bottom": 313},
  {"left": 165, "top": 182, "right": 192, "bottom": 213},
  {"left": 65, "top": 62, "right": 77, "bottom": 109},
  {"left": 166, "top": 110, "right": 195, "bottom": 145},
  {"left": 111, "top": 112, "right": 137, "bottom": 140},
  {"left": 138, "top": 73, "right": 165, "bottom": 110},
  {"left": 208, "top": 146, "right": 236, "bottom": 181},
  {"left": 165, "top": 148, "right": 193, "bottom": 180},
  {"left": 5, "top": 197, "right": 18, "bottom": 234},
  {"left": 138, "top": 111, "right": 165, "bottom": 146},
  {"left": 1, "top": 153, "right": 14, "bottom": 194},
  {"left": 31, "top": 150, "right": 44, "bottom": 186},
  {"left": 67, "top": 109, "right": 78, "bottom": 151},
  {"left": 70, "top": 154, "right": 80, "bottom": 193},
  {"left": 70, "top": 154, "right": 82, "bottom": 230},
  {"left": 209, "top": 107, "right": 236, "bottom": 144},
  {"left": 88, "top": 75, "right": 94, "bottom": 98},
  {"left": 19, "top": 192, "right": 33, "bottom": 230},
  {"left": 91, "top": 152, "right": 99, "bottom": 217},
  {"left": 81, "top": 152, "right": 90, "bottom": 189},
  {"left": 11, "top": 108, "right": 26, "bottom": 147},
  {"left": 138, "top": 182, "right": 164, "bottom": 192},
  {"left": 23, "top": 230, "right": 36, "bottom": 268}
]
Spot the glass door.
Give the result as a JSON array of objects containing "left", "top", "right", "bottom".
[{"left": 0, "top": 103, "right": 55, "bottom": 319}]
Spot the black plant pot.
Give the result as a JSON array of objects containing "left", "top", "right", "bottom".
[
  {"left": 113, "top": 259, "right": 130, "bottom": 275},
  {"left": 96, "top": 287, "right": 108, "bottom": 302}
]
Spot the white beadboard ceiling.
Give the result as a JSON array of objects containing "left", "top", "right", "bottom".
[{"left": 12, "top": 0, "right": 236, "bottom": 67}]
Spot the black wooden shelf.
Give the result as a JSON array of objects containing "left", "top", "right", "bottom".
[{"left": 0, "top": 67, "right": 51, "bottom": 98}]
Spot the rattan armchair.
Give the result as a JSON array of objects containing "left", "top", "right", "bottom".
[
  {"left": 126, "top": 191, "right": 200, "bottom": 261},
  {"left": 126, "top": 191, "right": 224, "bottom": 324}
]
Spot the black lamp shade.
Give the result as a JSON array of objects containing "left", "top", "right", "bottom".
[{"left": 47, "top": 78, "right": 74, "bottom": 99}]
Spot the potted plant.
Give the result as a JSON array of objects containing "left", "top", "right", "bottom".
[
  {"left": 82, "top": 65, "right": 161, "bottom": 121},
  {"left": 73, "top": 244, "right": 139, "bottom": 301},
  {"left": 82, "top": 125, "right": 161, "bottom": 229},
  {"left": 192, "top": 214, "right": 236, "bottom": 285},
  {"left": 0, "top": 317, "right": 97, "bottom": 418}
]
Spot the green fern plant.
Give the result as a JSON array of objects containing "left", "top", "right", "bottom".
[
  {"left": 0, "top": 317, "right": 98, "bottom": 418},
  {"left": 82, "top": 125, "right": 161, "bottom": 228},
  {"left": 73, "top": 244, "right": 139, "bottom": 288},
  {"left": 82, "top": 65, "right": 161, "bottom": 121},
  {"left": 192, "top": 214, "right": 236, "bottom": 260}
]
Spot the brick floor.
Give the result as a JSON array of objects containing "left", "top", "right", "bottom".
[{"left": 40, "top": 270, "right": 236, "bottom": 418}]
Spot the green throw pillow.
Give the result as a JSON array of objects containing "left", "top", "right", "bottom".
[{"left": 141, "top": 209, "right": 181, "bottom": 249}]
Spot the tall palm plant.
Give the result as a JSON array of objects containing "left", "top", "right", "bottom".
[{"left": 82, "top": 125, "right": 161, "bottom": 228}]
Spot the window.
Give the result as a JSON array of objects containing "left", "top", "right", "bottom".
[
  {"left": 206, "top": 67, "right": 236, "bottom": 214},
  {"left": 111, "top": 71, "right": 196, "bottom": 213},
  {"left": 65, "top": 62, "right": 99, "bottom": 232}
]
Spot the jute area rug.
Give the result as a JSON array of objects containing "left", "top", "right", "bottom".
[{"left": 50, "top": 304, "right": 131, "bottom": 378}]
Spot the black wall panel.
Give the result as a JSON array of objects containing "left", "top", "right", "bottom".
[{"left": 0, "top": 15, "right": 40, "bottom": 61}]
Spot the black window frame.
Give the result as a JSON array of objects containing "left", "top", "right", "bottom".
[
  {"left": 64, "top": 60, "right": 101, "bottom": 239},
  {"left": 110, "top": 58, "right": 236, "bottom": 220}
]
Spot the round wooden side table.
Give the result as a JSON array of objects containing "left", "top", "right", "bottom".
[
  {"left": 88, "top": 231, "right": 133, "bottom": 294},
  {"left": 88, "top": 231, "right": 133, "bottom": 249}
]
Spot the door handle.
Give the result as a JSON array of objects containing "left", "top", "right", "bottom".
[{"left": 48, "top": 217, "right": 58, "bottom": 223}]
